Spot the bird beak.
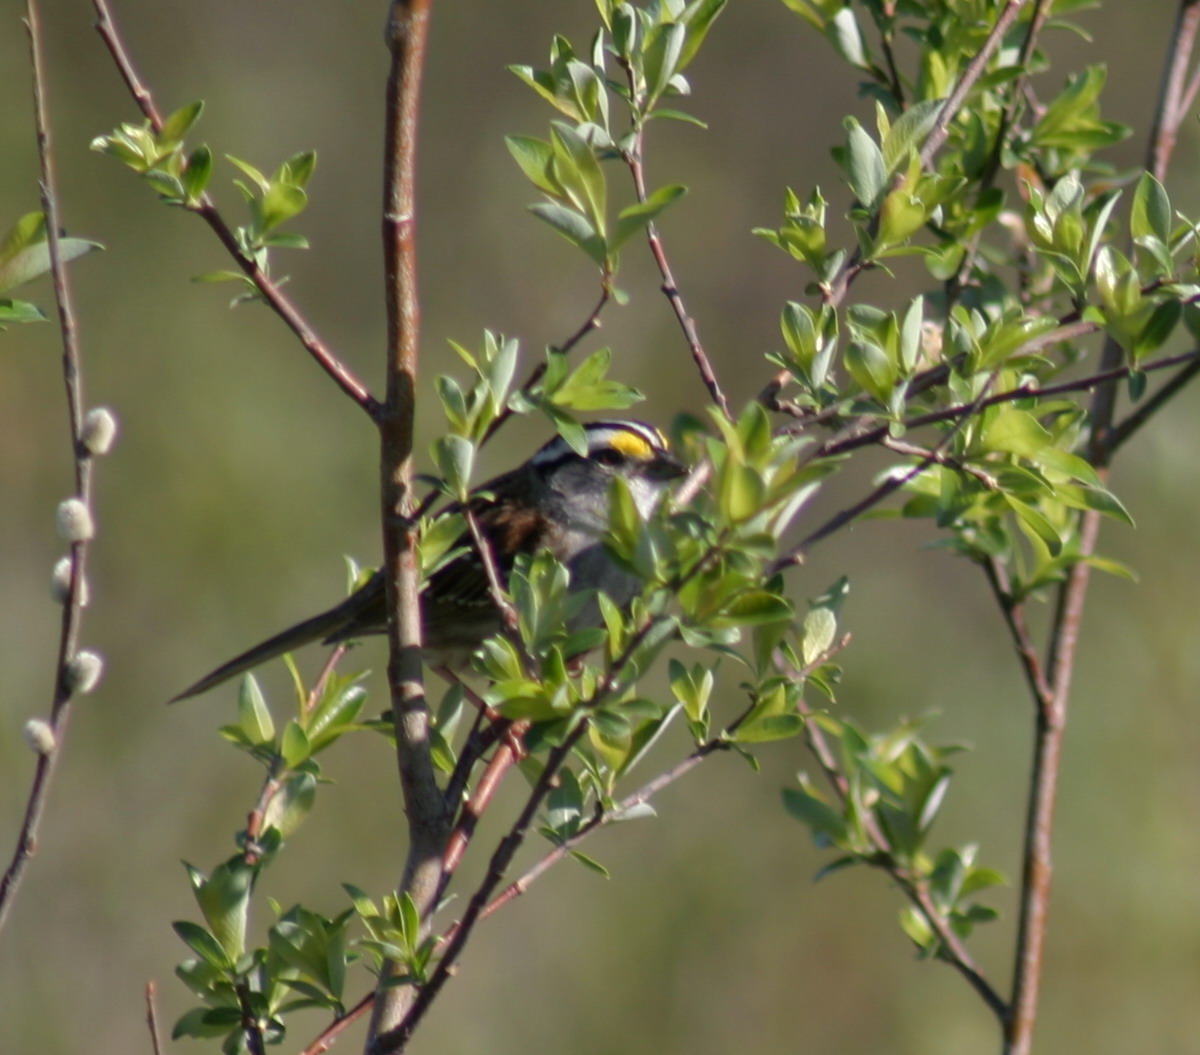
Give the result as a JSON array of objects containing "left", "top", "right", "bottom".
[{"left": 649, "top": 450, "right": 688, "bottom": 481}]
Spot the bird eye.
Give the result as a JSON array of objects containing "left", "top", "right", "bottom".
[{"left": 594, "top": 448, "right": 624, "bottom": 467}]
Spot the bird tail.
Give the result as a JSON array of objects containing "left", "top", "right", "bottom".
[{"left": 171, "top": 578, "right": 383, "bottom": 702}]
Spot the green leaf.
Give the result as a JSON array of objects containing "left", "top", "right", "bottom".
[
  {"left": 0, "top": 235, "right": 102, "bottom": 295},
  {"left": 569, "top": 850, "right": 611, "bottom": 877},
  {"left": 734, "top": 713, "right": 804, "bottom": 742},
  {"left": 982, "top": 410, "right": 1051, "bottom": 458},
  {"left": 718, "top": 590, "right": 793, "bottom": 626},
  {"left": 882, "top": 99, "right": 944, "bottom": 173},
  {"left": 844, "top": 117, "right": 886, "bottom": 210},
  {"left": 678, "top": 0, "right": 728, "bottom": 71},
  {"left": 802, "top": 604, "right": 836, "bottom": 666},
  {"left": 611, "top": 184, "right": 687, "bottom": 251},
  {"left": 1004, "top": 495, "right": 1062, "bottom": 554},
  {"left": 506, "top": 135, "right": 559, "bottom": 196},
  {"left": 0, "top": 212, "right": 46, "bottom": 267},
  {"left": 172, "top": 920, "right": 231, "bottom": 970},
  {"left": 826, "top": 6, "right": 867, "bottom": 68},
  {"left": 225, "top": 154, "right": 269, "bottom": 191},
  {"left": 262, "top": 772, "right": 318, "bottom": 838},
  {"left": 280, "top": 719, "right": 312, "bottom": 768},
  {"left": 551, "top": 124, "right": 606, "bottom": 237},
  {"left": 191, "top": 859, "right": 253, "bottom": 962},
  {"left": 782, "top": 785, "right": 848, "bottom": 846},
  {"left": 260, "top": 182, "right": 307, "bottom": 231},
  {"left": 237, "top": 674, "right": 274, "bottom": 745},
  {"left": 528, "top": 202, "right": 607, "bottom": 265},
  {"left": 160, "top": 100, "right": 205, "bottom": 144},
  {"left": 0, "top": 299, "right": 46, "bottom": 326},
  {"left": 434, "top": 434, "right": 475, "bottom": 499},
  {"left": 184, "top": 146, "right": 213, "bottom": 202},
  {"left": 644, "top": 22, "right": 686, "bottom": 104}
]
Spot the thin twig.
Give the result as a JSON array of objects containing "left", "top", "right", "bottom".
[
  {"left": 919, "top": 1, "right": 1030, "bottom": 167},
  {"left": 880, "top": 436, "right": 999, "bottom": 489},
  {"left": 91, "top": 0, "right": 377, "bottom": 417},
  {"left": 793, "top": 668, "right": 1007, "bottom": 1020},
  {"left": 462, "top": 509, "right": 518, "bottom": 632},
  {"left": 438, "top": 720, "right": 529, "bottom": 889},
  {"left": 620, "top": 65, "right": 730, "bottom": 419},
  {"left": 481, "top": 282, "right": 612, "bottom": 445},
  {"left": 300, "top": 992, "right": 375, "bottom": 1055},
  {"left": 981, "top": 559, "right": 1053, "bottom": 708},
  {"left": 369, "top": 0, "right": 447, "bottom": 1048},
  {"left": 145, "top": 982, "right": 164, "bottom": 1055},
  {"left": 772, "top": 376, "right": 996, "bottom": 572},
  {"left": 0, "top": 0, "right": 96, "bottom": 935},
  {"left": 818, "top": 345, "right": 1200, "bottom": 460},
  {"left": 1109, "top": 355, "right": 1200, "bottom": 453}
]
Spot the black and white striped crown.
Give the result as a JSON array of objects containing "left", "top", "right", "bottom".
[{"left": 530, "top": 420, "right": 670, "bottom": 467}]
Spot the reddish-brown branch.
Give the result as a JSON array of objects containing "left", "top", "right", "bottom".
[
  {"left": 0, "top": 0, "right": 96, "bottom": 935},
  {"left": 439, "top": 720, "right": 529, "bottom": 885},
  {"left": 619, "top": 84, "right": 729, "bottom": 419},
  {"left": 300, "top": 992, "right": 375, "bottom": 1055},
  {"left": 369, "top": 1, "right": 447, "bottom": 1049},
  {"left": 91, "top": 0, "right": 377, "bottom": 416},
  {"left": 372, "top": 724, "right": 588, "bottom": 1054}
]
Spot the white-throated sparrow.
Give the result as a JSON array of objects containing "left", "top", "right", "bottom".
[{"left": 173, "top": 420, "right": 686, "bottom": 700}]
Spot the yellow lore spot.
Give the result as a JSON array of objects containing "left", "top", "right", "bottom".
[{"left": 608, "top": 429, "right": 658, "bottom": 459}]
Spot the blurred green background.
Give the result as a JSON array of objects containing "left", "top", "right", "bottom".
[{"left": 2, "top": 1, "right": 1199, "bottom": 1052}]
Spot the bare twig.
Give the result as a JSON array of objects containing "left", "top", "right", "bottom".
[
  {"left": 620, "top": 67, "right": 730, "bottom": 419},
  {"left": 1109, "top": 355, "right": 1200, "bottom": 453},
  {"left": 368, "top": 0, "right": 448, "bottom": 1048},
  {"left": 462, "top": 509, "right": 518, "bottom": 632},
  {"left": 919, "top": 1, "right": 1030, "bottom": 167},
  {"left": 144, "top": 982, "right": 164, "bottom": 1055},
  {"left": 439, "top": 719, "right": 529, "bottom": 887},
  {"left": 300, "top": 992, "right": 375, "bottom": 1055},
  {"left": 91, "top": 0, "right": 377, "bottom": 416},
  {"left": 981, "top": 559, "right": 1053, "bottom": 709},
  {"left": 880, "top": 436, "right": 999, "bottom": 490},
  {"left": 0, "top": 0, "right": 98, "bottom": 935}
]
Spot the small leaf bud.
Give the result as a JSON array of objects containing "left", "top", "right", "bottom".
[
  {"left": 81, "top": 407, "right": 118, "bottom": 455},
  {"left": 50, "top": 556, "right": 89, "bottom": 606},
  {"left": 64, "top": 650, "right": 104, "bottom": 694},
  {"left": 23, "top": 718, "right": 57, "bottom": 756},
  {"left": 56, "top": 498, "right": 94, "bottom": 542}
]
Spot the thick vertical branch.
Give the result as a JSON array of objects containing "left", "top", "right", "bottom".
[{"left": 369, "top": 0, "right": 450, "bottom": 1048}]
